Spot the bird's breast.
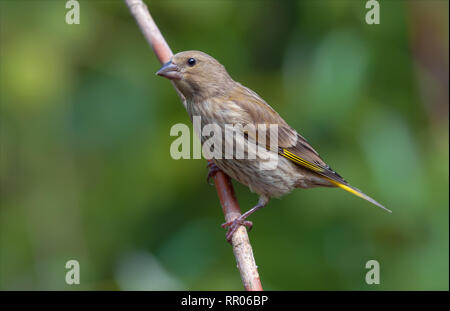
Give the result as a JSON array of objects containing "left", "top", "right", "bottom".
[
  {"left": 187, "top": 99, "right": 246, "bottom": 126},
  {"left": 185, "top": 100, "right": 318, "bottom": 198}
]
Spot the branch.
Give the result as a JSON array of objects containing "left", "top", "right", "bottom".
[{"left": 124, "top": 0, "right": 263, "bottom": 291}]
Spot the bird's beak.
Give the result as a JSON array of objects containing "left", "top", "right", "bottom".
[{"left": 156, "top": 61, "right": 182, "bottom": 80}]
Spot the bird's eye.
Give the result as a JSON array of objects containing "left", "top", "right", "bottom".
[{"left": 187, "top": 58, "right": 196, "bottom": 67}]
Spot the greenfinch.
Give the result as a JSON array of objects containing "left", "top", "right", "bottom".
[{"left": 157, "top": 51, "right": 390, "bottom": 241}]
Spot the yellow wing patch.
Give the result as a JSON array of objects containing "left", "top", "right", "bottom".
[
  {"left": 280, "top": 149, "right": 324, "bottom": 172},
  {"left": 279, "top": 148, "right": 391, "bottom": 213}
]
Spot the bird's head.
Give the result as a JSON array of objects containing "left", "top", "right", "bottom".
[{"left": 156, "top": 51, "right": 234, "bottom": 101}]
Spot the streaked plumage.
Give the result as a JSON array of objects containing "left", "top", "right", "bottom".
[{"left": 157, "top": 51, "right": 390, "bottom": 241}]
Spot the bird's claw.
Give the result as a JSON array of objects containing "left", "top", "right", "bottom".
[
  {"left": 207, "top": 162, "right": 221, "bottom": 185},
  {"left": 221, "top": 218, "right": 253, "bottom": 243}
]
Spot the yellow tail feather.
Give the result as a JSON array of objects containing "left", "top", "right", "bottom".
[{"left": 324, "top": 178, "right": 391, "bottom": 213}]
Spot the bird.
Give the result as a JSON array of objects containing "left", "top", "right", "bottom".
[{"left": 156, "top": 50, "right": 391, "bottom": 242}]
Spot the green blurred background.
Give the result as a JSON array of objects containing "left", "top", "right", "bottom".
[{"left": 0, "top": 0, "right": 448, "bottom": 290}]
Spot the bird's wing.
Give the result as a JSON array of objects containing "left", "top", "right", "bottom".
[
  {"left": 227, "top": 84, "right": 343, "bottom": 181},
  {"left": 225, "top": 84, "right": 390, "bottom": 212}
]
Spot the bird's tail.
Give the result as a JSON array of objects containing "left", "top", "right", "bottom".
[{"left": 324, "top": 177, "right": 391, "bottom": 213}]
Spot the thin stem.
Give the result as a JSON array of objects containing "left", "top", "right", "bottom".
[{"left": 124, "top": 0, "right": 263, "bottom": 291}]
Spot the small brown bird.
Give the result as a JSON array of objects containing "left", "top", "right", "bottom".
[{"left": 157, "top": 51, "right": 390, "bottom": 241}]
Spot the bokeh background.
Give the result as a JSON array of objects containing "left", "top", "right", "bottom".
[{"left": 0, "top": 0, "right": 448, "bottom": 290}]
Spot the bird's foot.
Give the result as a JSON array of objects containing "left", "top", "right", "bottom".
[
  {"left": 221, "top": 217, "right": 253, "bottom": 243},
  {"left": 207, "top": 161, "right": 221, "bottom": 185}
]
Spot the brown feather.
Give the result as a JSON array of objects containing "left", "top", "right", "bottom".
[
  {"left": 216, "top": 83, "right": 349, "bottom": 186},
  {"left": 162, "top": 50, "right": 388, "bottom": 212}
]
